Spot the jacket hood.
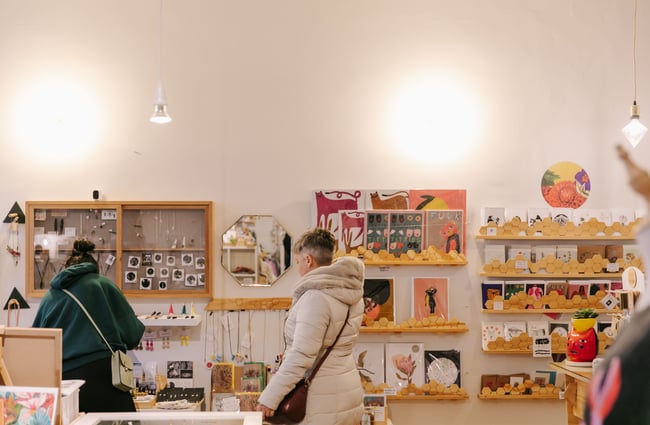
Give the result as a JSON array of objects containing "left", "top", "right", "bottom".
[
  {"left": 293, "top": 256, "right": 364, "bottom": 306},
  {"left": 50, "top": 262, "right": 98, "bottom": 289}
]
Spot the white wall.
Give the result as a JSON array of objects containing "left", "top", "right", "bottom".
[{"left": 0, "top": 1, "right": 649, "bottom": 423}]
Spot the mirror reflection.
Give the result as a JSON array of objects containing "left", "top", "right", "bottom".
[{"left": 221, "top": 215, "right": 291, "bottom": 286}]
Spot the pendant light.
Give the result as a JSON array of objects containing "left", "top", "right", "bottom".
[
  {"left": 622, "top": 0, "right": 646, "bottom": 147},
  {"left": 150, "top": 0, "right": 171, "bottom": 124}
]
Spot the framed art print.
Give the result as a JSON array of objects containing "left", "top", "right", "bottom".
[
  {"left": 365, "top": 190, "right": 409, "bottom": 210},
  {"left": 385, "top": 342, "right": 425, "bottom": 389},
  {"left": 388, "top": 210, "right": 424, "bottom": 256},
  {"left": 411, "top": 277, "right": 449, "bottom": 321},
  {"left": 313, "top": 190, "right": 363, "bottom": 235},
  {"left": 409, "top": 189, "right": 467, "bottom": 252},
  {"left": 365, "top": 211, "right": 389, "bottom": 253},
  {"left": 0, "top": 386, "right": 58, "bottom": 425},
  {"left": 424, "top": 209, "right": 465, "bottom": 254},
  {"left": 338, "top": 210, "right": 366, "bottom": 253},
  {"left": 363, "top": 277, "right": 395, "bottom": 324},
  {"left": 352, "top": 342, "right": 385, "bottom": 386},
  {"left": 424, "top": 350, "right": 461, "bottom": 387}
]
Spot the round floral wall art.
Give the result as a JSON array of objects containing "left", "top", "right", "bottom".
[{"left": 541, "top": 161, "right": 590, "bottom": 208}]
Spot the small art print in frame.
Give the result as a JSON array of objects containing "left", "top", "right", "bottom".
[
  {"left": 353, "top": 342, "right": 385, "bottom": 386},
  {"left": 425, "top": 349, "right": 461, "bottom": 387},
  {"left": 385, "top": 342, "right": 425, "bottom": 389},
  {"left": 388, "top": 210, "right": 424, "bottom": 256},
  {"left": 362, "top": 277, "right": 395, "bottom": 325},
  {"left": 411, "top": 277, "right": 449, "bottom": 321},
  {"left": 0, "top": 386, "right": 59, "bottom": 425},
  {"left": 424, "top": 209, "right": 465, "bottom": 254},
  {"left": 338, "top": 210, "right": 366, "bottom": 254},
  {"left": 365, "top": 211, "right": 389, "bottom": 253},
  {"left": 409, "top": 189, "right": 467, "bottom": 252}
]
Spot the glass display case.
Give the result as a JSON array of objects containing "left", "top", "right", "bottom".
[
  {"left": 71, "top": 411, "right": 263, "bottom": 425},
  {"left": 26, "top": 201, "right": 213, "bottom": 298}
]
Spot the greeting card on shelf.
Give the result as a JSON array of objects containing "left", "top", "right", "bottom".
[
  {"left": 353, "top": 342, "right": 385, "bottom": 386},
  {"left": 385, "top": 343, "right": 425, "bottom": 389},
  {"left": 505, "top": 208, "right": 528, "bottom": 225},
  {"left": 527, "top": 208, "right": 551, "bottom": 226},
  {"left": 484, "top": 244, "right": 506, "bottom": 264},
  {"left": 504, "top": 282, "right": 526, "bottom": 300},
  {"left": 551, "top": 208, "right": 573, "bottom": 225},
  {"left": 481, "top": 322, "right": 504, "bottom": 350},
  {"left": 411, "top": 277, "right": 449, "bottom": 321},
  {"left": 480, "top": 207, "right": 506, "bottom": 227},
  {"left": 610, "top": 208, "right": 636, "bottom": 226},
  {"left": 363, "top": 394, "right": 386, "bottom": 422},
  {"left": 481, "top": 282, "right": 504, "bottom": 309},
  {"left": 545, "top": 281, "right": 569, "bottom": 297},
  {"left": 503, "top": 321, "right": 526, "bottom": 341}
]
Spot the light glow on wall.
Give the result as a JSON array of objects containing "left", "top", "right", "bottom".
[
  {"left": 10, "top": 77, "right": 102, "bottom": 162},
  {"left": 388, "top": 74, "right": 481, "bottom": 164}
]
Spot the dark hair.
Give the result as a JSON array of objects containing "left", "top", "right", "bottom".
[
  {"left": 65, "top": 238, "right": 98, "bottom": 268},
  {"left": 293, "top": 228, "right": 336, "bottom": 266}
]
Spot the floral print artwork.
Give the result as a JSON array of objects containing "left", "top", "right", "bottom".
[
  {"left": 0, "top": 386, "right": 58, "bottom": 425},
  {"left": 541, "top": 161, "right": 590, "bottom": 209},
  {"left": 385, "top": 343, "right": 424, "bottom": 389}
]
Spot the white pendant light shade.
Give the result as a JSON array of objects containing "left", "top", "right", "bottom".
[
  {"left": 149, "top": 0, "right": 171, "bottom": 124},
  {"left": 150, "top": 80, "right": 171, "bottom": 124},
  {"left": 622, "top": 102, "right": 647, "bottom": 148}
]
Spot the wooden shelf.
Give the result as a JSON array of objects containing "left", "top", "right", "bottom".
[
  {"left": 205, "top": 297, "right": 292, "bottom": 311},
  {"left": 481, "top": 308, "right": 620, "bottom": 314},
  {"left": 361, "top": 326, "right": 468, "bottom": 334},
  {"left": 480, "top": 272, "right": 622, "bottom": 278},
  {"left": 387, "top": 394, "right": 468, "bottom": 401},
  {"left": 477, "top": 394, "right": 560, "bottom": 400},
  {"left": 363, "top": 259, "right": 467, "bottom": 266},
  {"left": 138, "top": 314, "right": 202, "bottom": 327},
  {"left": 476, "top": 234, "right": 635, "bottom": 241}
]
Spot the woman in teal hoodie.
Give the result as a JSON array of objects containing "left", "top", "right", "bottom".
[{"left": 33, "top": 238, "right": 145, "bottom": 412}]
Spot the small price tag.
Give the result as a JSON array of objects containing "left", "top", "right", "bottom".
[
  {"left": 515, "top": 260, "right": 528, "bottom": 270},
  {"left": 606, "top": 263, "right": 620, "bottom": 273},
  {"left": 493, "top": 301, "right": 504, "bottom": 310},
  {"left": 487, "top": 227, "right": 497, "bottom": 236}
]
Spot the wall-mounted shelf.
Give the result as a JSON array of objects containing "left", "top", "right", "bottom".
[
  {"left": 361, "top": 326, "right": 468, "bottom": 334},
  {"left": 477, "top": 394, "right": 560, "bottom": 400},
  {"left": 137, "top": 314, "right": 202, "bottom": 327},
  {"left": 387, "top": 394, "right": 468, "bottom": 401}
]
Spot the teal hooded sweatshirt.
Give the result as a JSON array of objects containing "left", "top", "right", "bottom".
[{"left": 32, "top": 262, "right": 145, "bottom": 372}]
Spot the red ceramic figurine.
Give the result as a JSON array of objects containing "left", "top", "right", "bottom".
[{"left": 567, "top": 308, "right": 599, "bottom": 365}]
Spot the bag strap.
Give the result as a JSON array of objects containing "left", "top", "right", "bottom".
[
  {"left": 62, "top": 288, "right": 115, "bottom": 355},
  {"left": 305, "top": 308, "right": 350, "bottom": 385}
]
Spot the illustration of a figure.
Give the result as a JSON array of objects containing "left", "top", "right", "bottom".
[
  {"left": 440, "top": 221, "right": 460, "bottom": 253},
  {"left": 425, "top": 287, "right": 438, "bottom": 314}
]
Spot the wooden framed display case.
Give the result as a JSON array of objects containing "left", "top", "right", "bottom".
[{"left": 25, "top": 201, "right": 213, "bottom": 298}]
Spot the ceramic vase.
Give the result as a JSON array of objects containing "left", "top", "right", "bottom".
[{"left": 566, "top": 317, "right": 598, "bottom": 366}]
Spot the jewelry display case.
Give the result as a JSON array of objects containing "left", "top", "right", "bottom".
[
  {"left": 26, "top": 201, "right": 213, "bottom": 298},
  {"left": 71, "top": 411, "right": 263, "bottom": 425}
]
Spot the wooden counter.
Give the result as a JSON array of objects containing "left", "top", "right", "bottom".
[{"left": 550, "top": 361, "right": 592, "bottom": 425}]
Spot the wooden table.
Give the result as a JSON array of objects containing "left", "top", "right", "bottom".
[{"left": 550, "top": 361, "right": 592, "bottom": 425}]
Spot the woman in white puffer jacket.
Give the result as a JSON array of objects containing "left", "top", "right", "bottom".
[{"left": 257, "top": 228, "right": 365, "bottom": 425}]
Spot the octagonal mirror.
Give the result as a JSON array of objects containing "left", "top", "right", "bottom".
[{"left": 221, "top": 215, "right": 292, "bottom": 286}]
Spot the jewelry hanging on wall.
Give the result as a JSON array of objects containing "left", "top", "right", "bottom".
[{"left": 6, "top": 214, "right": 20, "bottom": 265}]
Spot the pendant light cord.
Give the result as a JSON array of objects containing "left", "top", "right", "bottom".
[
  {"left": 157, "top": 0, "right": 163, "bottom": 85},
  {"left": 632, "top": 0, "right": 638, "bottom": 102}
]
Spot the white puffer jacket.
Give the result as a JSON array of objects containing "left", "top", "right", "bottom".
[{"left": 258, "top": 256, "right": 365, "bottom": 425}]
